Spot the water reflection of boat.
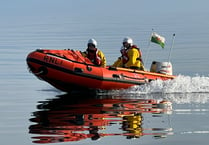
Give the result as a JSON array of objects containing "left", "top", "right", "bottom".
[{"left": 29, "top": 93, "right": 173, "bottom": 144}]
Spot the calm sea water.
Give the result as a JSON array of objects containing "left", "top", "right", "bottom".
[{"left": 1, "top": 1, "right": 209, "bottom": 145}]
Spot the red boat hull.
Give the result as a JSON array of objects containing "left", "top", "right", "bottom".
[{"left": 26, "top": 49, "right": 175, "bottom": 92}]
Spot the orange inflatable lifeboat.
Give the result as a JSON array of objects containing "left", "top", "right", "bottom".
[{"left": 26, "top": 49, "right": 176, "bottom": 92}]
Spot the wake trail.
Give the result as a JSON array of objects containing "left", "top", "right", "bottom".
[{"left": 106, "top": 75, "right": 209, "bottom": 104}]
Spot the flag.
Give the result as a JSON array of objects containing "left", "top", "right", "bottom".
[{"left": 151, "top": 32, "right": 165, "bottom": 48}]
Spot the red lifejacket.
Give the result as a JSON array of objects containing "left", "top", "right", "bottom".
[
  {"left": 121, "top": 45, "right": 142, "bottom": 64},
  {"left": 86, "top": 48, "right": 101, "bottom": 66}
]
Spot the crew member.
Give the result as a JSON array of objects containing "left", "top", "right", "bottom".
[
  {"left": 82, "top": 38, "right": 106, "bottom": 67},
  {"left": 112, "top": 37, "right": 144, "bottom": 70}
]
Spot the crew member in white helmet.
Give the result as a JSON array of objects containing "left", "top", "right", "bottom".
[
  {"left": 82, "top": 38, "right": 106, "bottom": 67},
  {"left": 112, "top": 37, "right": 144, "bottom": 70}
]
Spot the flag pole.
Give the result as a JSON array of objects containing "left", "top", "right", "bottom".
[
  {"left": 167, "top": 33, "right": 175, "bottom": 62},
  {"left": 144, "top": 29, "right": 154, "bottom": 69}
]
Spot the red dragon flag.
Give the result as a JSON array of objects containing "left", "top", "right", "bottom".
[{"left": 151, "top": 32, "right": 165, "bottom": 48}]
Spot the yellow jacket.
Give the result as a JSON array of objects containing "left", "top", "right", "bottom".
[
  {"left": 97, "top": 50, "right": 106, "bottom": 67},
  {"left": 112, "top": 57, "right": 123, "bottom": 67},
  {"left": 125, "top": 48, "right": 143, "bottom": 69},
  {"left": 112, "top": 48, "right": 144, "bottom": 70},
  {"left": 82, "top": 49, "right": 106, "bottom": 67}
]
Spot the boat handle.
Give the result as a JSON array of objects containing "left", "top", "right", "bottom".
[
  {"left": 112, "top": 74, "right": 121, "bottom": 78},
  {"left": 74, "top": 67, "right": 83, "bottom": 73}
]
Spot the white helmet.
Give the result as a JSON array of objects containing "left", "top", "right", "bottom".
[
  {"left": 88, "top": 38, "right": 97, "bottom": 47},
  {"left": 123, "top": 37, "right": 133, "bottom": 46}
]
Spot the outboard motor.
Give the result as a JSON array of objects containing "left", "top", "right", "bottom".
[{"left": 150, "top": 61, "right": 173, "bottom": 75}]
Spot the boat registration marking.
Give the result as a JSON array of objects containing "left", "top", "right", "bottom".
[{"left": 43, "top": 55, "right": 63, "bottom": 65}]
